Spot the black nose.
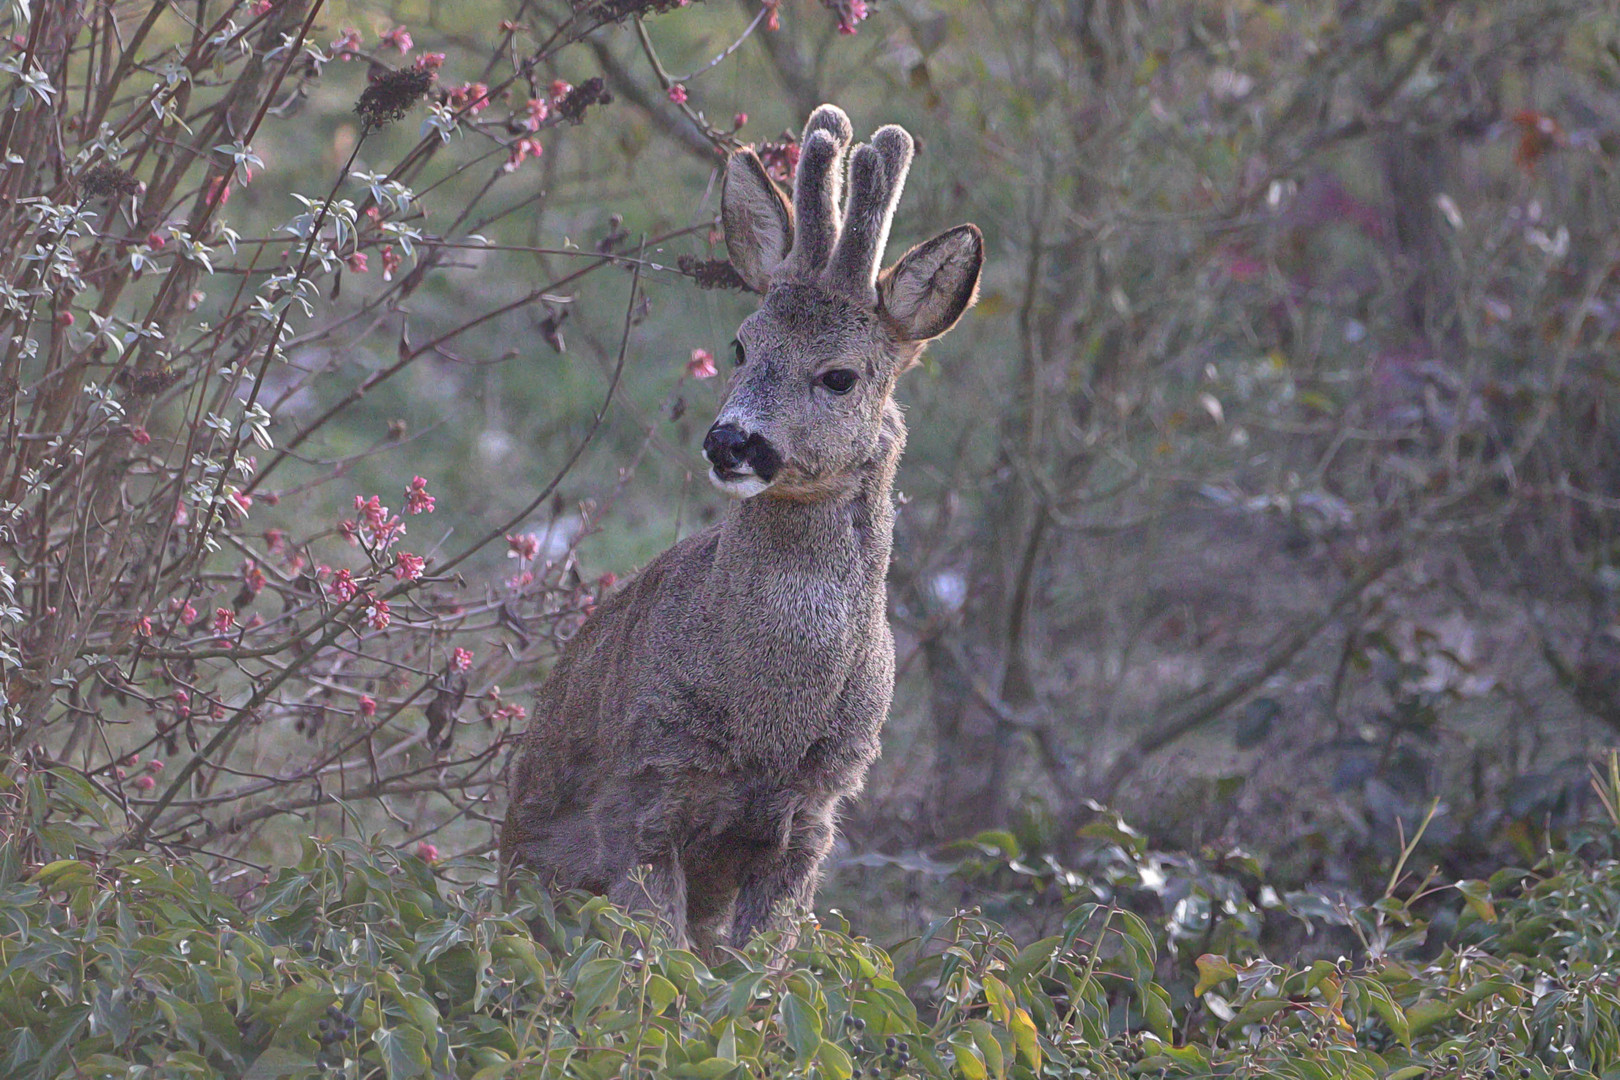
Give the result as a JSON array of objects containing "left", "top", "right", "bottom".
[{"left": 704, "top": 424, "right": 748, "bottom": 471}]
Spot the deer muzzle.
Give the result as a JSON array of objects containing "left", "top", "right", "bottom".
[{"left": 704, "top": 423, "right": 781, "bottom": 499}]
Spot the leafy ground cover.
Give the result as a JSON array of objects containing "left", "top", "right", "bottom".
[{"left": 3, "top": 767, "right": 1617, "bottom": 1080}]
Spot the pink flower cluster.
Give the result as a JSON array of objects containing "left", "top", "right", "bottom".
[
  {"left": 447, "top": 82, "right": 490, "bottom": 115},
  {"left": 379, "top": 26, "right": 413, "bottom": 54},
  {"left": 405, "top": 475, "right": 435, "bottom": 515},
  {"left": 687, "top": 348, "right": 717, "bottom": 379},
  {"left": 352, "top": 493, "right": 406, "bottom": 549}
]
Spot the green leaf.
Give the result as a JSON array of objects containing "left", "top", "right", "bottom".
[
  {"left": 668, "top": 1060, "right": 738, "bottom": 1079},
  {"left": 950, "top": 1034, "right": 988, "bottom": 1080},
  {"left": 1455, "top": 879, "right": 1497, "bottom": 923},
  {"left": 374, "top": 1025, "right": 430, "bottom": 1080},
  {"left": 573, "top": 957, "right": 625, "bottom": 1016},
  {"left": 1362, "top": 980, "right": 1411, "bottom": 1047},
  {"left": 780, "top": 992, "right": 821, "bottom": 1061},
  {"left": 1009, "top": 1007, "right": 1041, "bottom": 1073},
  {"left": 645, "top": 973, "right": 679, "bottom": 1015},
  {"left": 1194, "top": 954, "right": 1238, "bottom": 997},
  {"left": 817, "top": 1039, "right": 854, "bottom": 1080}
]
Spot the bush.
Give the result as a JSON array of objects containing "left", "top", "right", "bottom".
[{"left": 3, "top": 767, "right": 1617, "bottom": 1079}]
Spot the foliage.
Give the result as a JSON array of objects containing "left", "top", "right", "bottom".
[
  {"left": 0, "top": 0, "right": 867, "bottom": 870},
  {"left": 3, "top": 768, "right": 1618, "bottom": 1080}
]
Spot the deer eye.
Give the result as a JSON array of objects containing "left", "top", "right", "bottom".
[
  {"left": 731, "top": 339, "right": 746, "bottom": 367},
  {"left": 819, "top": 369, "right": 858, "bottom": 395}
]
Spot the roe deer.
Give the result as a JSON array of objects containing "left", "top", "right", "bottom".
[{"left": 501, "top": 104, "right": 982, "bottom": 950}]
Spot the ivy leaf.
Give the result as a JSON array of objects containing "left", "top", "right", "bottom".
[{"left": 780, "top": 992, "right": 821, "bottom": 1061}]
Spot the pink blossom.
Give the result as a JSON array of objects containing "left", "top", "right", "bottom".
[
  {"left": 346, "top": 251, "right": 369, "bottom": 273},
  {"left": 733, "top": 112, "right": 748, "bottom": 129},
  {"left": 359, "top": 694, "right": 378, "bottom": 717},
  {"left": 148, "top": 759, "right": 165, "bottom": 773},
  {"left": 135, "top": 616, "right": 153, "bottom": 637},
  {"left": 523, "top": 97, "right": 549, "bottom": 131},
  {"left": 265, "top": 528, "right": 286, "bottom": 555},
  {"left": 330, "top": 568, "right": 358, "bottom": 603},
  {"left": 381, "top": 245, "right": 401, "bottom": 281},
  {"left": 452, "top": 647, "right": 473, "bottom": 671},
  {"left": 170, "top": 599, "right": 198, "bottom": 625},
  {"left": 355, "top": 494, "right": 389, "bottom": 530},
  {"left": 55, "top": 310, "right": 74, "bottom": 327},
  {"left": 146, "top": 231, "right": 167, "bottom": 248},
  {"left": 213, "top": 607, "right": 236, "bottom": 634},
  {"left": 416, "top": 52, "right": 445, "bottom": 72},
  {"left": 599, "top": 572, "right": 618, "bottom": 589},
  {"left": 506, "top": 569, "right": 535, "bottom": 590},
  {"left": 251, "top": 0, "right": 273, "bottom": 14},
  {"left": 667, "top": 83, "right": 688, "bottom": 105},
  {"left": 549, "top": 79, "right": 572, "bottom": 103},
  {"left": 506, "top": 533, "right": 541, "bottom": 561},
  {"left": 133, "top": 775, "right": 156, "bottom": 791},
  {"left": 405, "top": 476, "right": 435, "bottom": 515},
  {"left": 686, "top": 348, "right": 717, "bottom": 379},
  {"left": 330, "top": 28, "right": 362, "bottom": 60},
  {"left": 448, "top": 82, "right": 490, "bottom": 115},
  {"left": 227, "top": 490, "right": 252, "bottom": 516},
  {"left": 505, "top": 136, "right": 543, "bottom": 172},
  {"left": 379, "top": 25, "right": 413, "bottom": 54},
  {"left": 130, "top": 425, "right": 151, "bottom": 445},
  {"left": 415, "top": 841, "right": 439, "bottom": 862},
  {"left": 207, "top": 175, "right": 232, "bottom": 206},
  {"left": 365, "top": 598, "right": 392, "bottom": 630},
  {"left": 490, "top": 702, "right": 527, "bottom": 724},
  {"left": 241, "top": 560, "right": 266, "bottom": 597},
  {"left": 394, "top": 550, "right": 426, "bottom": 582}
]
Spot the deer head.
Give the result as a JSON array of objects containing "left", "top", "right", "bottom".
[{"left": 706, "top": 105, "right": 983, "bottom": 501}]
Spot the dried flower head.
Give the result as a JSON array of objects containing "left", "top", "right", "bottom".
[
  {"left": 677, "top": 255, "right": 749, "bottom": 292},
  {"left": 556, "top": 76, "right": 612, "bottom": 125},
  {"left": 115, "top": 365, "right": 183, "bottom": 398},
  {"left": 355, "top": 64, "right": 435, "bottom": 130},
  {"left": 79, "top": 165, "right": 140, "bottom": 199}
]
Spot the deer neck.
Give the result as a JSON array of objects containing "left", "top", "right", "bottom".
[{"left": 716, "top": 406, "right": 904, "bottom": 588}]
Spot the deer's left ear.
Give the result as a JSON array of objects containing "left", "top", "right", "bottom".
[{"left": 877, "top": 224, "right": 983, "bottom": 342}]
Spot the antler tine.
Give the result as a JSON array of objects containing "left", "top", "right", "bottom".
[
  {"left": 825, "top": 124, "right": 914, "bottom": 302},
  {"left": 780, "top": 104, "right": 854, "bottom": 280}
]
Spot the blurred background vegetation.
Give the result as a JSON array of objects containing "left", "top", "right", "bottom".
[{"left": 5, "top": 0, "right": 1620, "bottom": 951}]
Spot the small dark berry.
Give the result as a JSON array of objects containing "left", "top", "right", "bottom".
[{"left": 886, "top": 1036, "right": 898, "bottom": 1052}]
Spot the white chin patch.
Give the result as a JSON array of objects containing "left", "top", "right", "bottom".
[{"left": 709, "top": 468, "right": 771, "bottom": 499}]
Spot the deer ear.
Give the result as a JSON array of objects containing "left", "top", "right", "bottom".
[
  {"left": 877, "top": 224, "right": 983, "bottom": 342},
  {"left": 722, "top": 150, "right": 793, "bottom": 293}
]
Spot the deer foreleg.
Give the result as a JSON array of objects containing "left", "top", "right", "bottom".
[{"left": 730, "top": 807, "right": 836, "bottom": 948}]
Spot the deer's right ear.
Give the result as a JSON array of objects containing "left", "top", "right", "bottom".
[{"left": 722, "top": 150, "right": 794, "bottom": 294}]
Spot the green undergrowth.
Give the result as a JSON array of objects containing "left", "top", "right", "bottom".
[{"left": 1, "top": 795, "right": 1617, "bottom": 1079}]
